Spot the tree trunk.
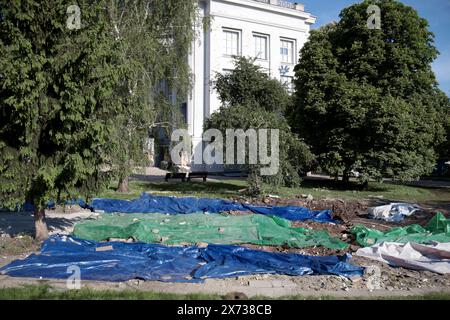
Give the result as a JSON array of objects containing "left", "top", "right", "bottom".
[
  {"left": 34, "top": 208, "right": 49, "bottom": 242},
  {"left": 334, "top": 172, "right": 339, "bottom": 182},
  {"left": 342, "top": 170, "right": 351, "bottom": 185},
  {"left": 117, "top": 176, "right": 129, "bottom": 193},
  {"left": 361, "top": 180, "right": 369, "bottom": 191}
]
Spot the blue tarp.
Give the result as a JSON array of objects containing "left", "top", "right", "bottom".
[
  {"left": 21, "top": 199, "right": 88, "bottom": 212},
  {"left": 0, "top": 235, "right": 363, "bottom": 282},
  {"left": 90, "top": 193, "right": 336, "bottom": 223}
]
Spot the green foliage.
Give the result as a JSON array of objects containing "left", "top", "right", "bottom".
[
  {"left": 438, "top": 97, "right": 450, "bottom": 159},
  {"left": 105, "top": 1, "right": 197, "bottom": 187},
  {"left": 0, "top": 0, "right": 119, "bottom": 209},
  {"left": 207, "top": 58, "right": 315, "bottom": 193},
  {"left": 289, "top": 0, "right": 448, "bottom": 183},
  {"left": 0, "top": 0, "right": 197, "bottom": 210},
  {"left": 214, "top": 56, "right": 292, "bottom": 114}
]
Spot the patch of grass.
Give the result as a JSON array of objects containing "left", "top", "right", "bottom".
[
  {"left": 0, "top": 235, "right": 39, "bottom": 256},
  {"left": 97, "top": 179, "right": 450, "bottom": 203},
  {"left": 1, "top": 285, "right": 449, "bottom": 300},
  {"left": 275, "top": 180, "right": 450, "bottom": 202},
  {"left": 0, "top": 285, "right": 223, "bottom": 300},
  {"left": 98, "top": 180, "right": 247, "bottom": 200}
]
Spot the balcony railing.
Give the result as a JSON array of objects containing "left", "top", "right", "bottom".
[{"left": 251, "top": 0, "right": 304, "bottom": 11}]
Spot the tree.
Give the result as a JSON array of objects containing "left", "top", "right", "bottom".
[
  {"left": 0, "top": 1, "right": 198, "bottom": 240},
  {"left": 207, "top": 57, "right": 314, "bottom": 195},
  {"left": 214, "top": 56, "right": 292, "bottom": 114},
  {"left": 438, "top": 95, "right": 450, "bottom": 160},
  {"left": 289, "top": 0, "right": 448, "bottom": 184},
  {"left": 107, "top": 0, "right": 197, "bottom": 192},
  {"left": 0, "top": 0, "right": 120, "bottom": 240}
]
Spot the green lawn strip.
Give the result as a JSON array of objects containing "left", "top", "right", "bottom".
[
  {"left": 98, "top": 180, "right": 450, "bottom": 203},
  {"left": 0, "top": 285, "right": 449, "bottom": 300},
  {"left": 0, "top": 285, "right": 222, "bottom": 300},
  {"left": 97, "top": 180, "right": 247, "bottom": 200},
  {"left": 275, "top": 180, "right": 450, "bottom": 202}
]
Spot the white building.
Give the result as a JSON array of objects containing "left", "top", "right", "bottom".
[{"left": 185, "top": 0, "right": 316, "bottom": 169}]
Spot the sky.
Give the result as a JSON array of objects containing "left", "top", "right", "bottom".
[{"left": 287, "top": 0, "right": 450, "bottom": 95}]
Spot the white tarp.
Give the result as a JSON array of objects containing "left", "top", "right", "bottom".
[
  {"left": 368, "top": 203, "right": 421, "bottom": 222},
  {"left": 356, "top": 242, "right": 450, "bottom": 274}
]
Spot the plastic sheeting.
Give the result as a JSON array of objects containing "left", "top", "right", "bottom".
[
  {"left": 73, "top": 213, "right": 348, "bottom": 250},
  {"left": 89, "top": 193, "right": 336, "bottom": 223},
  {"left": 356, "top": 242, "right": 450, "bottom": 274},
  {"left": 0, "top": 235, "right": 364, "bottom": 282},
  {"left": 352, "top": 213, "right": 450, "bottom": 247},
  {"left": 14, "top": 200, "right": 88, "bottom": 212},
  {"left": 368, "top": 203, "right": 421, "bottom": 222}
]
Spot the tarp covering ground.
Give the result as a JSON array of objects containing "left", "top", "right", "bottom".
[
  {"left": 368, "top": 203, "right": 421, "bottom": 222},
  {"left": 0, "top": 236, "right": 363, "bottom": 282},
  {"left": 89, "top": 193, "right": 335, "bottom": 223},
  {"left": 352, "top": 213, "right": 450, "bottom": 247},
  {"left": 356, "top": 242, "right": 450, "bottom": 274},
  {"left": 73, "top": 213, "right": 348, "bottom": 250}
]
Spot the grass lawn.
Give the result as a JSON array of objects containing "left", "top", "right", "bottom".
[
  {"left": 97, "top": 178, "right": 450, "bottom": 203},
  {"left": 97, "top": 180, "right": 248, "bottom": 200},
  {"left": 0, "top": 235, "right": 39, "bottom": 256},
  {"left": 0, "top": 285, "right": 449, "bottom": 300}
]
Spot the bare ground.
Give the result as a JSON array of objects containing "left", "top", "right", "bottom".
[{"left": 0, "top": 199, "right": 449, "bottom": 298}]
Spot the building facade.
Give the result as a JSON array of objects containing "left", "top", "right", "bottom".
[{"left": 186, "top": 0, "right": 316, "bottom": 169}]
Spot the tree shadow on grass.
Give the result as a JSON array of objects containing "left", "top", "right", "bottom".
[
  {"left": 0, "top": 212, "right": 85, "bottom": 238},
  {"left": 300, "top": 178, "right": 389, "bottom": 192},
  {"left": 137, "top": 181, "right": 245, "bottom": 195},
  {"left": 105, "top": 179, "right": 245, "bottom": 198}
]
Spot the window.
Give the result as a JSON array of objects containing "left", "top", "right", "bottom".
[
  {"left": 253, "top": 34, "right": 268, "bottom": 60},
  {"left": 181, "top": 102, "right": 187, "bottom": 124},
  {"left": 281, "top": 76, "right": 294, "bottom": 93},
  {"left": 224, "top": 29, "right": 240, "bottom": 56},
  {"left": 280, "top": 39, "right": 295, "bottom": 64},
  {"left": 222, "top": 69, "right": 234, "bottom": 75}
]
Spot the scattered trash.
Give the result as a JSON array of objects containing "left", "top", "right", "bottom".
[
  {"left": 368, "top": 203, "right": 421, "bottom": 222},
  {"left": 356, "top": 242, "right": 450, "bottom": 274},
  {"left": 95, "top": 245, "right": 114, "bottom": 252},
  {"left": 0, "top": 235, "right": 363, "bottom": 282}
]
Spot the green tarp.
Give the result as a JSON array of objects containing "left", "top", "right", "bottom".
[
  {"left": 352, "top": 213, "right": 450, "bottom": 247},
  {"left": 73, "top": 213, "right": 348, "bottom": 250}
]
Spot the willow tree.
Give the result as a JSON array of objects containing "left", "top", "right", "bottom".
[
  {"left": 289, "top": 0, "right": 448, "bottom": 184},
  {"left": 107, "top": 0, "right": 197, "bottom": 192}
]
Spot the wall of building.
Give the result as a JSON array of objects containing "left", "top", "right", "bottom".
[{"left": 187, "top": 0, "right": 316, "bottom": 170}]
